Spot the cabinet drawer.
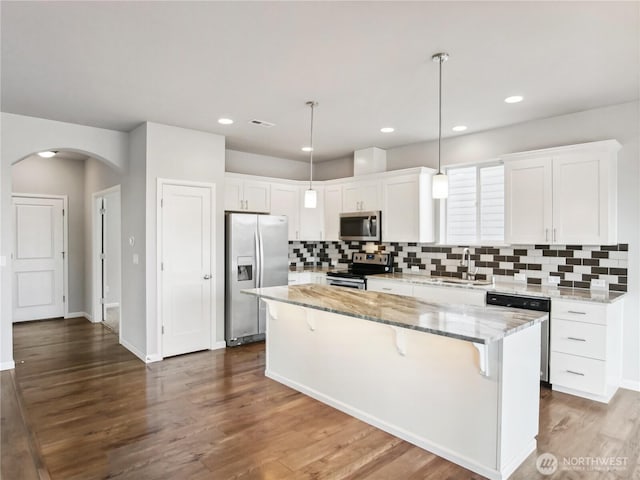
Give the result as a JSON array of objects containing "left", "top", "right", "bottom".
[
  {"left": 367, "top": 280, "right": 413, "bottom": 296},
  {"left": 551, "top": 319, "right": 606, "bottom": 360},
  {"left": 552, "top": 300, "right": 606, "bottom": 325},
  {"left": 412, "top": 284, "right": 486, "bottom": 306},
  {"left": 550, "top": 352, "right": 606, "bottom": 395}
]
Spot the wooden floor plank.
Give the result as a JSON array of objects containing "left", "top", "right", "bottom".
[{"left": 4, "top": 317, "right": 639, "bottom": 480}]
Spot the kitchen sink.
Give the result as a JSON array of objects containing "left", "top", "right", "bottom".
[{"left": 425, "top": 276, "right": 492, "bottom": 287}]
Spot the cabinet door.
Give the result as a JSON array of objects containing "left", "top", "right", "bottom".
[
  {"left": 342, "top": 183, "right": 361, "bottom": 212},
  {"left": 243, "top": 180, "right": 271, "bottom": 213},
  {"left": 412, "top": 284, "right": 486, "bottom": 306},
  {"left": 359, "top": 181, "right": 381, "bottom": 211},
  {"left": 224, "top": 177, "right": 244, "bottom": 211},
  {"left": 270, "top": 183, "right": 300, "bottom": 240},
  {"left": 504, "top": 157, "right": 552, "bottom": 244},
  {"left": 367, "top": 279, "right": 413, "bottom": 296},
  {"left": 324, "top": 185, "right": 342, "bottom": 241},
  {"left": 299, "top": 185, "right": 325, "bottom": 241},
  {"left": 553, "top": 153, "right": 611, "bottom": 244},
  {"left": 383, "top": 174, "right": 419, "bottom": 242}
]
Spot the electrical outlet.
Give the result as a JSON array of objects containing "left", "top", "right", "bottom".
[
  {"left": 591, "top": 279, "right": 606, "bottom": 289},
  {"left": 547, "top": 275, "right": 560, "bottom": 285},
  {"left": 514, "top": 273, "right": 527, "bottom": 282},
  {"left": 411, "top": 265, "right": 420, "bottom": 272}
]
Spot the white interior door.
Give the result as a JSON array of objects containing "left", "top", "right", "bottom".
[
  {"left": 161, "top": 183, "right": 213, "bottom": 357},
  {"left": 12, "top": 196, "right": 65, "bottom": 322}
]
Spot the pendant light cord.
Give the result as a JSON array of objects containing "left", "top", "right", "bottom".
[
  {"left": 307, "top": 101, "right": 316, "bottom": 189},
  {"left": 437, "top": 56, "right": 442, "bottom": 175}
]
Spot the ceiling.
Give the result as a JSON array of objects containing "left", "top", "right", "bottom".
[{"left": 2, "top": 1, "right": 638, "bottom": 163}]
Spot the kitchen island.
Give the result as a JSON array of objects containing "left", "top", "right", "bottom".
[{"left": 243, "top": 285, "right": 547, "bottom": 480}]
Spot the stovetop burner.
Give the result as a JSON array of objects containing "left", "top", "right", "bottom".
[{"left": 327, "top": 253, "right": 393, "bottom": 279}]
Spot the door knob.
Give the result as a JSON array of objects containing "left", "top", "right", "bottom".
[{"left": 203, "top": 274, "right": 212, "bottom": 280}]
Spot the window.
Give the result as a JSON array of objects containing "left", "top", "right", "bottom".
[{"left": 445, "top": 164, "right": 504, "bottom": 244}]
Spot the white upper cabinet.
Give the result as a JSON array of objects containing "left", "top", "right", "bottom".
[
  {"left": 299, "top": 185, "right": 325, "bottom": 241},
  {"left": 270, "top": 182, "right": 300, "bottom": 240},
  {"left": 504, "top": 157, "right": 553, "bottom": 244},
  {"left": 323, "top": 183, "right": 343, "bottom": 241},
  {"left": 342, "top": 180, "right": 381, "bottom": 212},
  {"left": 503, "top": 140, "right": 620, "bottom": 245},
  {"left": 224, "top": 174, "right": 271, "bottom": 213},
  {"left": 382, "top": 169, "right": 435, "bottom": 243}
]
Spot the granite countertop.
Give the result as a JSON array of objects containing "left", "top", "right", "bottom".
[
  {"left": 370, "top": 272, "right": 626, "bottom": 304},
  {"left": 243, "top": 284, "right": 547, "bottom": 344}
]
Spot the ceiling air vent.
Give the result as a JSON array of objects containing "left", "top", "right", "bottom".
[{"left": 249, "top": 119, "right": 276, "bottom": 128}]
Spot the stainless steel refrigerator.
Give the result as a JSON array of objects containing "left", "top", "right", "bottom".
[{"left": 225, "top": 213, "right": 288, "bottom": 346}]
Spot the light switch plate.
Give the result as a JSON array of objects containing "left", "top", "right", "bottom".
[
  {"left": 514, "top": 273, "right": 527, "bottom": 282},
  {"left": 591, "top": 279, "right": 606, "bottom": 289},
  {"left": 411, "top": 265, "right": 420, "bottom": 272},
  {"left": 547, "top": 275, "right": 561, "bottom": 285}
]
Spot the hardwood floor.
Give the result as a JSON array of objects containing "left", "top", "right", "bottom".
[{"left": 2, "top": 317, "right": 639, "bottom": 479}]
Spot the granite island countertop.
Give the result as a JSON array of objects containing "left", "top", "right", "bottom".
[
  {"left": 370, "top": 272, "right": 626, "bottom": 304},
  {"left": 243, "top": 284, "right": 547, "bottom": 344}
]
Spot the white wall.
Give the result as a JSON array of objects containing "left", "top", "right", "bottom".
[
  {"left": 315, "top": 155, "right": 354, "bottom": 180},
  {"left": 0, "top": 113, "right": 128, "bottom": 370},
  {"left": 12, "top": 155, "right": 87, "bottom": 314},
  {"left": 145, "top": 122, "right": 226, "bottom": 359},
  {"left": 226, "top": 149, "right": 309, "bottom": 180}
]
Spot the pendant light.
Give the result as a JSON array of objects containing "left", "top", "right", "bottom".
[
  {"left": 304, "top": 100, "right": 318, "bottom": 208},
  {"left": 432, "top": 52, "right": 449, "bottom": 199}
]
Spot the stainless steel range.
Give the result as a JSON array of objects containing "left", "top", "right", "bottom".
[{"left": 326, "top": 253, "right": 393, "bottom": 289}]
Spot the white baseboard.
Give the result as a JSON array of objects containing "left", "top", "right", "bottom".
[
  {"left": 552, "top": 384, "right": 616, "bottom": 404},
  {"left": 145, "top": 353, "right": 162, "bottom": 363},
  {"left": 119, "top": 337, "right": 147, "bottom": 363},
  {"left": 620, "top": 379, "right": 640, "bottom": 392},
  {"left": 65, "top": 311, "right": 91, "bottom": 321},
  {"left": 0, "top": 361, "right": 15, "bottom": 371},
  {"left": 210, "top": 341, "right": 227, "bottom": 350}
]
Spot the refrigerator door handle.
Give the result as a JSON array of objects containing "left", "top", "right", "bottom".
[
  {"left": 255, "top": 230, "right": 261, "bottom": 288},
  {"left": 258, "top": 228, "right": 265, "bottom": 288}
]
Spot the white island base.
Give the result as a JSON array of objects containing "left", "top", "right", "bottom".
[{"left": 263, "top": 300, "right": 541, "bottom": 480}]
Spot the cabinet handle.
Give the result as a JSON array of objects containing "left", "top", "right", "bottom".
[
  {"left": 566, "top": 370, "right": 585, "bottom": 376},
  {"left": 553, "top": 228, "right": 557, "bottom": 242},
  {"left": 382, "top": 287, "right": 392, "bottom": 291},
  {"left": 545, "top": 228, "right": 549, "bottom": 242},
  {"left": 245, "top": 200, "right": 249, "bottom": 210},
  {"left": 296, "top": 231, "right": 299, "bottom": 240},
  {"left": 567, "top": 310, "right": 586, "bottom": 315},
  {"left": 567, "top": 336, "right": 586, "bottom": 342}
]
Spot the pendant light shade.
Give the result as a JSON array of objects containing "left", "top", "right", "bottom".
[
  {"left": 432, "top": 172, "right": 449, "bottom": 199},
  {"left": 305, "top": 101, "right": 318, "bottom": 209},
  {"left": 304, "top": 189, "right": 317, "bottom": 208},
  {"left": 432, "top": 52, "right": 449, "bottom": 199}
]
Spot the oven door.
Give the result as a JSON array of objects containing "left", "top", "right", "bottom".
[
  {"left": 339, "top": 211, "right": 381, "bottom": 242},
  {"left": 326, "top": 277, "right": 366, "bottom": 290}
]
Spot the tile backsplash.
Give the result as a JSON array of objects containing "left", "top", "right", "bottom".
[{"left": 289, "top": 241, "right": 628, "bottom": 292}]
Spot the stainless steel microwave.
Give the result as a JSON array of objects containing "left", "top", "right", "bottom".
[{"left": 339, "top": 211, "right": 381, "bottom": 242}]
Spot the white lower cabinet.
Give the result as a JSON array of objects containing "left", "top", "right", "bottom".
[{"left": 550, "top": 298, "right": 623, "bottom": 403}]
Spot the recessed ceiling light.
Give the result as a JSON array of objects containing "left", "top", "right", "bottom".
[
  {"left": 504, "top": 95, "right": 524, "bottom": 104},
  {"left": 301, "top": 146, "right": 313, "bottom": 152},
  {"left": 218, "top": 118, "right": 234, "bottom": 125},
  {"left": 380, "top": 127, "right": 395, "bottom": 133},
  {"left": 452, "top": 125, "right": 467, "bottom": 132},
  {"left": 38, "top": 151, "right": 57, "bottom": 158}
]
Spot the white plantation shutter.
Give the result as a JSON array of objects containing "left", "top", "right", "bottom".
[
  {"left": 480, "top": 165, "right": 504, "bottom": 242},
  {"left": 445, "top": 164, "right": 504, "bottom": 244},
  {"left": 446, "top": 166, "right": 477, "bottom": 244}
]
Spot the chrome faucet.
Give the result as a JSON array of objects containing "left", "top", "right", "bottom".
[{"left": 460, "top": 248, "right": 477, "bottom": 280}]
